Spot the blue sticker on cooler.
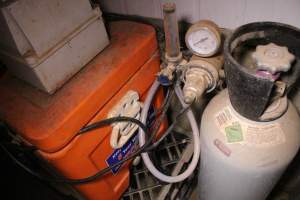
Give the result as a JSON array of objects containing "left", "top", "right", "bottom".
[{"left": 105, "top": 133, "right": 139, "bottom": 174}]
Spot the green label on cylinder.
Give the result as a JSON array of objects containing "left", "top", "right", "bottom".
[{"left": 225, "top": 122, "right": 243, "bottom": 143}]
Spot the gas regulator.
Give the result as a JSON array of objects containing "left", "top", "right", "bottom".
[{"left": 159, "top": 18, "right": 224, "bottom": 105}]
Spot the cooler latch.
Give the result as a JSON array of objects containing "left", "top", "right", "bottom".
[{"left": 107, "top": 90, "right": 142, "bottom": 149}]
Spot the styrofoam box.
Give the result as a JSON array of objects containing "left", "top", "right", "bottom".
[{"left": 0, "top": 0, "right": 109, "bottom": 94}]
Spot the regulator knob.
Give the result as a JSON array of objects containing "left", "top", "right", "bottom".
[{"left": 252, "top": 43, "right": 295, "bottom": 74}]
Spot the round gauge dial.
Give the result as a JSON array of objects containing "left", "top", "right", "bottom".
[{"left": 185, "top": 20, "right": 221, "bottom": 57}]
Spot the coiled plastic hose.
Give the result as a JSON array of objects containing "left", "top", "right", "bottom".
[{"left": 138, "top": 80, "right": 201, "bottom": 183}]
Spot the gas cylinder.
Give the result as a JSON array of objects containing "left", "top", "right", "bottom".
[
  {"left": 199, "top": 22, "right": 300, "bottom": 200},
  {"left": 199, "top": 89, "right": 300, "bottom": 200}
]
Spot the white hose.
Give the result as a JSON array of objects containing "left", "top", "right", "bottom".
[{"left": 138, "top": 80, "right": 201, "bottom": 183}]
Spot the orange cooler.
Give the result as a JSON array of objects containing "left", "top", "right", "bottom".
[{"left": 0, "top": 21, "right": 166, "bottom": 200}]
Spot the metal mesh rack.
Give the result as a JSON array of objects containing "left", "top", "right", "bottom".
[{"left": 121, "top": 132, "right": 197, "bottom": 200}]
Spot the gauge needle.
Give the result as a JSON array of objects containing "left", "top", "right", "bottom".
[{"left": 194, "top": 37, "right": 208, "bottom": 46}]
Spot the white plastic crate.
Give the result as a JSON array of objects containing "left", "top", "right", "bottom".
[{"left": 0, "top": 0, "right": 109, "bottom": 93}]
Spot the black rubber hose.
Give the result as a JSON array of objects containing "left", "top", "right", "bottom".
[
  {"left": 0, "top": 87, "right": 174, "bottom": 184},
  {"left": 0, "top": 116, "right": 150, "bottom": 184}
]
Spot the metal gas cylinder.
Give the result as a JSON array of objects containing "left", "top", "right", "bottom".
[
  {"left": 199, "top": 89, "right": 300, "bottom": 200},
  {"left": 199, "top": 22, "right": 300, "bottom": 200}
]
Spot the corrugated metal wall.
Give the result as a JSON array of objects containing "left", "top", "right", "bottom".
[{"left": 99, "top": 0, "right": 300, "bottom": 29}]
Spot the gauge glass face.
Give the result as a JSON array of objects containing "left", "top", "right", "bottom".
[{"left": 187, "top": 28, "right": 218, "bottom": 56}]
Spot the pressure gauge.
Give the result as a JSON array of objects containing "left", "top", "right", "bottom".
[{"left": 185, "top": 20, "right": 221, "bottom": 57}]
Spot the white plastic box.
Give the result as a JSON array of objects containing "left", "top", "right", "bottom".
[{"left": 0, "top": 0, "right": 109, "bottom": 93}]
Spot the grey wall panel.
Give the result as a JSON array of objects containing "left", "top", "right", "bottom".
[{"left": 100, "top": 0, "right": 300, "bottom": 29}]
